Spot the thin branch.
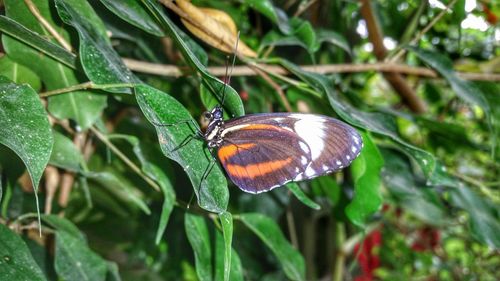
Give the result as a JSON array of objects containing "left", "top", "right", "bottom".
[
  {"left": 294, "top": 0, "right": 319, "bottom": 17},
  {"left": 90, "top": 126, "right": 160, "bottom": 192},
  {"left": 390, "top": 0, "right": 458, "bottom": 62},
  {"left": 24, "top": 0, "right": 73, "bottom": 52},
  {"left": 39, "top": 82, "right": 136, "bottom": 97},
  {"left": 123, "top": 58, "right": 500, "bottom": 81}
]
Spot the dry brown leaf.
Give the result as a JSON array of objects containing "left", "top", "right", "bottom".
[{"left": 176, "top": 0, "right": 257, "bottom": 58}]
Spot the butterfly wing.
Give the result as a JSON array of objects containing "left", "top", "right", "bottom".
[{"left": 217, "top": 113, "right": 363, "bottom": 193}]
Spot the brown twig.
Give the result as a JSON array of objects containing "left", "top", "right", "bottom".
[
  {"left": 43, "top": 166, "right": 60, "bottom": 214},
  {"left": 360, "top": 0, "right": 427, "bottom": 113},
  {"left": 23, "top": 0, "right": 73, "bottom": 52},
  {"left": 123, "top": 58, "right": 500, "bottom": 81}
]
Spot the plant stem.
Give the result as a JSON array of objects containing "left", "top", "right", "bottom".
[
  {"left": 39, "top": 82, "right": 136, "bottom": 97},
  {"left": 333, "top": 222, "right": 346, "bottom": 281},
  {"left": 89, "top": 126, "right": 160, "bottom": 192}
]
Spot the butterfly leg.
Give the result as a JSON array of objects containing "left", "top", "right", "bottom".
[
  {"left": 150, "top": 119, "right": 204, "bottom": 139},
  {"left": 197, "top": 158, "right": 216, "bottom": 195}
]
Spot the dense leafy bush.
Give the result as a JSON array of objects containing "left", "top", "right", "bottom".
[{"left": 0, "top": 0, "right": 498, "bottom": 280}]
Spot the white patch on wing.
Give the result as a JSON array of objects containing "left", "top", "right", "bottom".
[
  {"left": 336, "top": 160, "right": 342, "bottom": 165},
  {"left": 274, "top": 117, "right": 285, "bottom": 122},
  {"left": 293, "top": 115, "right": 326, "bottom": 161},
  {"left": 295, "top": 173, "right": 304, "bottom": 181},
  {"left": 351, "top": 146, "right": 357, "bottom": 153},
  {"left": 305, "top": 166, "right": 316, "bottom": 177},
  {"left": 299, "top": 142, "right": 310, "bottom": 153},
  {"left": 322, "top": 165, "right": 329, "bottom": 171},
  {"left": 353, "top": 136, "right": 360, "bottom": 145},
  {"left": 346, "top": 155, "right": 351, "bottom": 160},
  {"left": 220, "top": 124, "right": 250, "bottom": 137},
  {"left": 301, "top": 156, "right": 308, "bottom": 165},
  {"left": 295, "top": 167, "right": 300, "bottom": 173}
]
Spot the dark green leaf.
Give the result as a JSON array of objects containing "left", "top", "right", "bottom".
[
  {"left": 290, "top": 17, "right": 319, "bottom": 52},
  {"left": 49, "top": 131, "right": 83, "bottom": 172},
  {"left": 3, "top": 0, "right": 107, "bottom": 129},
  {"left": 106, "top": 262, "right": 121, "bottom": 281},
  {"left": 0, "top": 55, "right": 41, "bottom": 91},
  {"left": 219, "top": 212, "right": 233, "bottom": 281},
  {"left": 185, "top": 213, "right": 212, "bottom": 281},
  {"left": 0, "top": 76, "right": 53, "bottom": 190},
  {"left": 55, "top": 231, "right": 107, "bottom": 281},
  {"left": 85, "top": 171, "right": 151, "bottom": 215},
  {"left": 381, "top": 149, "right": 446, "bottom": 226},
  {"left": 0, "top": 15, "right": 77, "bottom": 68},
  {"left": 450, "top": 186, "right": 500, "bottom": 248},
  {"left": 135, "top": 84, "right": 228, "bottom": 213},
  {"left": 407, "top": 47, "right": 495, "bottom": 154},
  {"left": 105, "top": 134, "right": 176, "bottom": 243},
  {"left": 140, "top": 1, "right": 244, "bottom": 117},
  {"left": 245, "top": 0, "right": 291, "bottom": 34},
  {"left": 286, "top": 182, "right": 320, "bottom": 210},
  {"left": 239, "top": 213, "right": 305, "bottom": 281},
  {"left": 316, "top": 29, "right": 351, "bottom": 54},
  {"left": 98, "top": 0, "right": 164, "bottom": 36},
  {"left": 346, "top": 133, "right": 383, "bottom": 226},
  {"left": 214, "top": 230, "right": 244, "bottom": 281},
  {"left": 0, "top": 224, "right": 46, "bottom": 281},
  {"left": 41, "top": 215, "right": 86, "bottom": 241},
  {"left": 54, "top": 0, "right": 140, "bottom": 94}
]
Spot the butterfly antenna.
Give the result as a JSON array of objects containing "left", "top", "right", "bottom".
[{"left": 220, "top": 31, "right": 240, "bottom": 107}]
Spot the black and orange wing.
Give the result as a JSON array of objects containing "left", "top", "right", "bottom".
[{"left": 216, "top": 113, "right": 363, "bottom": 193}]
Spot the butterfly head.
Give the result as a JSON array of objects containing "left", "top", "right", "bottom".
[{"left": 204, "top": 105, "right": 224, "bottom": 147}]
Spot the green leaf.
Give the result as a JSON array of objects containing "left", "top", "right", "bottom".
[
  {"left": 276, "top": 60, "right": 441, "bottom": 185},
  {"left": 105, "top": 133, "right": 176, "bottom": 244},
  {"left": 140, "top": 0, "right": 244, "bottom": 117},
  {"left": 49, "top": 131, "right": 83, "bottom": 172},
  {"left": 0, "top": 76, "right": 53, "bottom": 191},
  {"left": 85, "top": 171, "right": 151, "bottom": 215},
  {"left": 316, "top": 29, "right": 351, "bottom": 54},
  {"left": 407, "top": 47, "right": 495, "bottom": 154},
  {"left": 41, "top": 215, "right": 86, "bottom": 241},
  {"left": 54, "top": 0, "right": 140, "bottom": 94},
  {"left": 3, "top": 0, "right": 107, "bottom": 130},
  {"left": 346, "top": 133, "right": 383, "bottom": 226},
  {"left": 0, "top": 55, "right": 41, "bottom": 91},
  {"left": 449, "top": 186, "right": 500, "bottom": 248},
  {"left": 55, "top": 231, "right": 107, "bottom": 281},
  {"left": 239, "top": 213, "right": 306, "bottom": 281},
  {"left": 0, "top": 15, "right": 77, "bottom": 68},
  {"left": 135, "top": 84, "right": 228, "bottom": 213},
  {"left": 381, "top": 149, "right": 446, "bottom": 226},
  {"left": 0, "top": 224, "right": 46, "bottom": 281},
  {"left": 245, "top": 0, "right": 291, "bottom": 34},
  {"left": 290, "top": 17, "right": 319, "bottom": 52},
  {"left": 219, "top": 212, "right": 233, "bottom": 281},
  {"left": 286, "top": 182, "right": 320, "bottom": 210},
  {"left": 214, "top": 230, "right": 244, "bottom": 281},
  {"left": 106, "top": 262, "right": 121, "bottom": 281},
  {"left": 98, "top": 0, "right": 164, "bottom": 36},
  {"left": 185, "top": 213, "right": 212, "bottom": 281}
]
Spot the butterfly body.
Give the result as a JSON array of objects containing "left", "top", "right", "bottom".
[{"left": 204, "top": 106, "right": 363, "bottom": 194}]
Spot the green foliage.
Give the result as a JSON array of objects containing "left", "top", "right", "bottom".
[{"left": 0, "top": 0, "right": 498, "bottom": 280}]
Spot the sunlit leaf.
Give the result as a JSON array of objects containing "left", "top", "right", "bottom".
[
  {"left": 0, "top": 76, "right": 52, "bottom": 191},
  {"left": 219, "top": 212, "right": 233, "bottom": 281},
  {"left": 49, "top": 131, "right": 83, "bottom": 172},
  {"left": 0, "top": 55, "right": 41, "bottom": 91},
  {"left": 244, "top": 0, "right": 290, "bottom": 34},
  {"left": 346, "top": 132, "right": 383, "bottom": 227},
  {"left": 54, "top": 0, "right": 140, "bottom": 94},
  {"left": 286, "top": 182, "right": 320, "bottom": 210}
]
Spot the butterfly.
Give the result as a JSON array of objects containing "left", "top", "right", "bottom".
[{"left": 202, "top": 105, "right": 363, "bottom": 194}]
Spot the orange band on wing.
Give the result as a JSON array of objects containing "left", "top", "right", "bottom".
[
  {"left": 225, "top": 158, "right": 293, "bottom": 179},
  {"left": 218, "top": 143, "right": 255, "bottom": 162},
  {"left": 241, "top": 124, "right": 281, "bottom": 131}
]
